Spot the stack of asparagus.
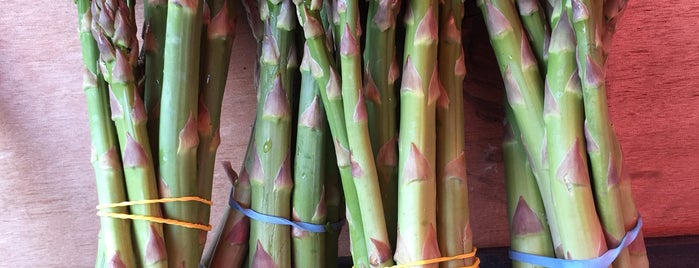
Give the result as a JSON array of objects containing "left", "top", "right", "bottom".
[
  {"left": 481, "top": 0, "right": 648, "bottom": 266},
  {"left": 76, "top": 0, "right": 237, "bottom": 267}
]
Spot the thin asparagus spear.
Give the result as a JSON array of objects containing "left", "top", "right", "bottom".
[
  {"left": 504, "top": 103, "right": 554, "bottom": 268},
  {"left": 143, "top": 0, "right": 168, "bottom": 165},
  {"left": 95, "top": 230, "right": 106, "bottom": 267},
  {"left": 159, "top": 0, "right": 204, "bottom": 266},
  {"left": 77, "top": 1, "right": 136, "bottom": 266},
  {"left": 293, "top": 2, "right": 370, "bottom": 266},
  {"left": 203, "top": 127, "right": 255, "bottom": 268},
  {"left": 478, "top": 0, "right": 563, "bottom": 255},
  {"left": 394, "top": 0, "right": 442, "bottom": 265},
  {"left": 571, "top": 0, "right": 647, "bottom": 266},
  {"left": 90, "top": 1, "right": 167, "bottom": 266},
  {"left": 363, "top": 0, "right": 401, "bottom": 250},
  {"left": 197, "top": 0, "right": 237, "bottom": 239},
  {"left": 337, "top": 0, "right": 394, "bottom": 266},
  {"left": 291, "top": 43, "right": 328, "bottom": 267},
  {"left": 544, "top": 3, "right": 607, "bottom": 259},
  {"left": 247, "top": 1, "right": 296, "bottom": 266},
  {"left": 436, "top": 1, "right": 473, "bottom": 266},
  {"left": 516, "top": 0, "right": 550, "bottom": 73}
]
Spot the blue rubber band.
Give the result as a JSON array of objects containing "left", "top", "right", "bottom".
[
  {"left": 228, "top": 190, "right": 345, "bottom": 233},
  {"left": 509, "top": 214, "right": 643, "bottom": 268}
]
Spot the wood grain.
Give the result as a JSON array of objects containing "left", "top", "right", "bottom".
[{"left": 0, "top": 0, "right": 697, "bottom": 266}]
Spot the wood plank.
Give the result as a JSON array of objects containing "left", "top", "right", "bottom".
[{"left": 0, "top": 0, "right": 697, "bottom": 266}]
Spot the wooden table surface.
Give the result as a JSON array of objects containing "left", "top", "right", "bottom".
[{"left": 1, "top": 0, "right": 697, "bottom": 266}]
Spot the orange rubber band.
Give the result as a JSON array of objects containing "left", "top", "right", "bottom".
[
  {"left": 354, "top": 247, "right": 479, "bottom": 268},
  {"left": 95, "top": 196, "right": 213, "bottom": 231}
]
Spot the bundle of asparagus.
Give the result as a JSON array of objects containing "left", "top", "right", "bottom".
[
  {"left": 481, "top": 0, "right": 648, "bottom": 266},
  {"left": 76, "top": 0, "right": 237, "bottom": 267}
]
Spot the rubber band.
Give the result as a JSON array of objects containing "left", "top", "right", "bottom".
[
  {"left": 509, "top": 214, "right": 643, "bottom": 268},
  {"left": 391, "top": 247, "right": 480, "bottom": 268},
  {"left": 96, "top": 196, "right": 213, "bottom": 231},
  {"left": 228, "top": 196, "right": 345, "bottom": 233}
]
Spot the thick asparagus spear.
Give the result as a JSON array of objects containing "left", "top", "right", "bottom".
[
  {"left": 516, "top": 0, "right": 550, "bottom": 73},
  {"left": 90, "top": 1, "right": 168, "bottom": 266},
  {"left": 291, "top": 44, "right": 328, "bottom": 267},
  {"left": 337, "top": 0, "right": 394, "bottom": 266},
  {"left": 158, "top": 0, "right": 204, "bottom": 266},
  {"left": 478, "top": 0, "right": 562, "bottom": 255},
  {"left": 247, "top": 1, "right": 296, "bottom": 266},
  {"left": 436, "top": 0, "right": 473, "bottom": 266},
  {"left": 143, "top": 0, "right": 168, "bottom": 165},
  {"left": 394, "top": 0, "right": 442, "bottom": 265},
  {"left": 571, "top": 0, "right": 647, "bottom": 266},
  {"left": 363, "top": 0, "right": 401, "bottom": 250},
  {"left": 77, "top": 1, "right": 136, "bottom": 266},
  {"left": 504, "top": 104, "right": 554, "bottom": 268},
  {"left": 197, "top": 0, "right": 237, "bottom": 239},
  {"left": 293, "top": 2, "right": 370, "bottom": 266},
  {"left": 543, "top": 3, "right": 607, "bottom": 259}
]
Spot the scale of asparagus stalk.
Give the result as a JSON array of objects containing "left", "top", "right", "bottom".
[
  {"left": 291, "top": 44, "right": 328, "bottom": 267},
  {"left": 196, "top": 0, "right": 237, "bottom": 240},
  {"left": 571, "top": 0, "right": 648, "bottom": 266},
  {"left": 363, "top": 0, "right": 401, "bottom": 250},
  {"left": 202, "top": 128, "right": 255, "bottom": 268},
  {"left": 158, "top": 0, "right": 204, "bottom": 266},
  {"left": 77, "top": 1, "right": 137, "bottom": 266},
  {"left": 478, "top": 0, "right": 563, "bottom": 255},
  {"left": 516, "top": 0, "right": 550, "bottom": 73},
  {"left": 90, "top": 1, "right": 168, "bottom": 266},
  {"left": 337, "top": 0, "right": 395, "bottom": 266},
  {"left": 324, "top": 138, "right": 343, "bottom": 268},
  {"left": 293, "top": 2, "right": 369, "bottom": 266},
  {"left": 503, "top": 103, "right": 554, "bottom": 268},
  {"left": 143, "top": 0, "right": 168, "bottom": 164},
  {"left": 394, "top": 0, "right": 442, "bottom": 265},
  {"left": 543, "top": 4, "right": 607, "bottom": 259},
  {"left": 246, "top": 1, "right": 296, "bottom": 266},
  {"left": 436, "top": 0, "right": 473, "bottom": 266}
]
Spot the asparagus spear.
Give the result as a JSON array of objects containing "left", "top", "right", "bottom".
[
  {"left": 90, "top": 1, "right": 168, "bottom": 266},
  {"left": 516, "top": 0, "right": 550, "bottom": 73},
  {"left": 504, "top": 103, "right": 555, "bottom": 268},
  {"left": 436, "top": 1, "right": 474, "bottom": 266},
  {"left": 291, "top": 43, "right": 328, "bottom": 267},
  {"left": 197, "top": 0, "right": 237, "bottom": 239},
  {"left": 571, "top": 0, "right": 647, "bottom": 266},
  {"left": 293, "top": 2, "right": 370, "bottom": 266},
  {"left": 143, "top": 0, "right": 168, "bottom": 165},
  {"left": 324, "top": 138, "right": 343, "bottom": 268},
  {"left": 478, "top": 0, "right": 563, "bottom": 255},
  {"left": 337, "top": 1, "right": 395, "bottom": 266},
  {"left": 544, "top": 3, "right": 607, "bottom": 259},
  {"left": 77, "top": 1, "right": 137, "bottom": 266},
  {"left": 158, "top": 0, "right": 204, "bottom": 266},
  {"left": 394, "top": 0, "right": 442, "bottom": 265},
  {"left": 363, "top": 0, "right": 401, "bottom": 250},
  {"left": 247, "top": 1, "right": 296, "bottom": 266}
]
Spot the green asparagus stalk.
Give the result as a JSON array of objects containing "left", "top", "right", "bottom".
[
  {"left": 90, "top": 1, "right": 168, "bottom": 266},
  {"left": 543, "top": 3, "right": 607, "bottom": 259},
  {"left": 394, "top": 0, "right": 442, "bottom": 265},
  {"left": 436, "top": 0, "right": 473, "bottom": 266},
  {"left": 504, "top": 103, "right": 554, "bottom": 268},
  {"left": 571, "top": 0, "right": 648, "bottom": 266},
  {"left": 143, "top": 0, "right": 168, "bottom": 165},
  {"left": 293, "top": 2, "right": 370, "bottom": 266},
  {"left": 197, "top": 0, "right": 237, "bottom": 239},
  {"left": 363, "top": 0, "right": 401, "bottom": 250},
  {"left": 324, "top": 137, "right": 343, "bottom": 268},
  {"left": 203, "top": 127, "right": 255, "bottom": 268},
  {"left": 95, "top": 231, "right": 106, "bottom": 267},
  {"left": 478, "top": 0, "right": 563, "bottom": 255},
  {"left": 247, "top": 1, "right": 297, "bottom": 266},
  {"left": 337, "top": 0, "right": 395, "bottom": 266},
  {"left": 158, "top": 0, "right": 204, "bottom": 266},
  {"left": 516, "top": 0, "right": 550, "bottom": 73},
  {"left": 291, "top": 44, "right": 328, "bottom": 267},
  {"left": 77, "top": 0, "right": 137, "bottom": 266}
]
